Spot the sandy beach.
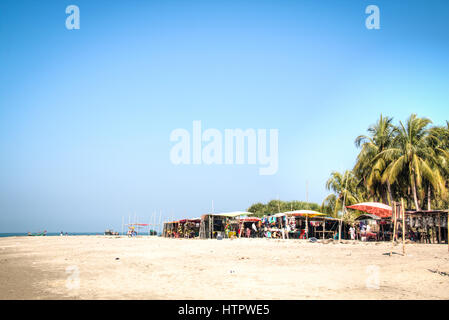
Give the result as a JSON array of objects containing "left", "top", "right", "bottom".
[{"left": 0, "top": 236, "right": 448, "bottom": 300}]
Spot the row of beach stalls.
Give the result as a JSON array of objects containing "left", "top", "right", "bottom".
[
  {"left": 347, "top": 202, "right": 449, "bottom": 246},
  {"left": 163, "top": 210, "right": 346, "bottom": 240},
  {"left": 162, "top": 202, "right": 449, "bottom": 249}
]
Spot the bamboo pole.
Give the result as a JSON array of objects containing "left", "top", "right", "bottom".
[
  {"left": 390, "top": 202, "right": 397, "bottom": 256},
  {"left": 437, "top": 213, "right": 441, "bottom": 244},
  {"left": 340, "top": 171, "right": 349, "bottom": 243},
  {"left": 153, "top": 211, "right": 156, "bottom": 236},
  {"left": 401, "top": 199, "right": 406, "bottom": 256},
  {"left": 159, "top": 211, "right": 162, "bottom": 236},
  {"left": 338, "top": 218, "right": 342, "bottom": 243},
  {"left": 323, "top": 218, "right": 325, "bottom": 240},
  {"left": 306, "top": 215, "right": 308, "bottom": 239}
]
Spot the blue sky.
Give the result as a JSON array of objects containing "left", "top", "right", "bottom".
[{"left": 0, "top": 0, "right": 448, "bottom": 232}]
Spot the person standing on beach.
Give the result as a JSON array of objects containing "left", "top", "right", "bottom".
[
  {"left": 349, "top": 225, "right": 355, "bottom": 240},
  {"left": 251, "top": 222, "right": 257, "bottom": 238}
]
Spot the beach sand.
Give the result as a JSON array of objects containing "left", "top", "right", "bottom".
[{"left": 1, "top": 236, "right": 448, "bottom": 299}]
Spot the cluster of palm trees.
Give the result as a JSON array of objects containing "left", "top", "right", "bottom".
[{"left": 322, "top": 114, "right": 449, "bottom": 217}]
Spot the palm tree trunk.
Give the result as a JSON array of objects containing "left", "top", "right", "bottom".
[
  {"left": 407, "top": 186, "right": 411, "bottom": 209},
  {"left": 427, "top": 185, "right": 431, "bottom": 211},
  {"left": 411, "top": 174, "right": 421, "bottom": 211},
  {"left": 387, "top": 180, "right": 393, "bottom": 205}
]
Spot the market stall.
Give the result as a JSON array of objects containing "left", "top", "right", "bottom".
[
  {"left": 199, "top": 211, "right": 253, "bottom": 239},
  {"left": 162, "top": 221, "right": 180, "bottom": 238},
  {"left": 405, "top": 210, "right": 448, "bottom": 244},
  {"left": 178, "top": 218, "right": 201, "bottom": 238},
  {"left": 238, "top": 217, "right": 262, "bottom": 238},
  {"left": 283, "top": 210, "right": 326, "bottom": 239}
]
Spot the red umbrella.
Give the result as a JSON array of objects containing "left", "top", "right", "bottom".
[{"left": 346, "top": 202, "right": 392, "bottom": 218}]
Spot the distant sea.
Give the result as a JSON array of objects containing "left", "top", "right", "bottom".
[
  {"left": 0, "top": 232, "right": 158, "bottom": 238},
  {"left": 1, "top": 232, "right": 110, "bottom": 237}
]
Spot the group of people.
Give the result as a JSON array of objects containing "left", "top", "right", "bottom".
[
  {"left": 348, "top": 222, "right": 375, "bottom": 241},
  {"left": 239, "top": 222, "right": 291, "bottom": 239}
]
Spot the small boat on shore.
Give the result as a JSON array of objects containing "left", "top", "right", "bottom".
[
  {"left": 27, "top": 230, "right": 47, "bottom": 236},
  {"left": 104, "top": 229, "right": 119, "bottom": 235}
]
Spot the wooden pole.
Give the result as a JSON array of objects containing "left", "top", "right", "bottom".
[
  {"left": 438, "top": 213, "right": 441, "bottom": 244},
  {"left": 306, "top": 215, "right": 308, "bottom": 239},
  {"left": 323, "top": 218, "right": 326, "bottom": 240},
  {"left": 153, "top": 211, "right": 156, "bottom": 236},
  {"left": 338, "top": 218, "right": 342, "bottom": 243},
  {"left": 210, "top": 216, "right": 213, "bottom": 239},
  {"left": 159, "top": 211, "right": 162, "bottom": 236},
  {"left": 390, "top": 202, "right": 397, "bottom": 256},
  {"left": 340, "top": 171, "right": 349, "bottom": 243},
  {"left": 401, "top": 199, "right": 406, "bottom": 256}
]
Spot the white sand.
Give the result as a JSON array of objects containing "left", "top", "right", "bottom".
[{"left": 1, "top": 236, "right": 448, "bottom": 299}]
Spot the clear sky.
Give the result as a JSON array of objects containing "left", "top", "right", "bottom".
[{"left": 0, "top": 0, "right": 448, "bottom": 232}]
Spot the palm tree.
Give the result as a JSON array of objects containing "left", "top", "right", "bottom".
[
  {"left": 323, "top": 115, "right": 448, "bottom": 212},
  {"left": 377, "top": 114, "right": 446, "bottom": 210},
  {"left": 322, "top": 170, "right": 364, "bottom": 217},
  {"left": 353, "top": 114, "right": 395, "bottom": 204},
  {"left": 428, "top": 121, "right": 449, "bottom": 208}
]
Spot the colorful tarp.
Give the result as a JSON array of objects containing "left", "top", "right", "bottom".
[
  {"left": 346, "top": 202, "right": 392, "bottom": 218},
  {"left": 283, "top": 210, "right": 326, "bottom": 217}
]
